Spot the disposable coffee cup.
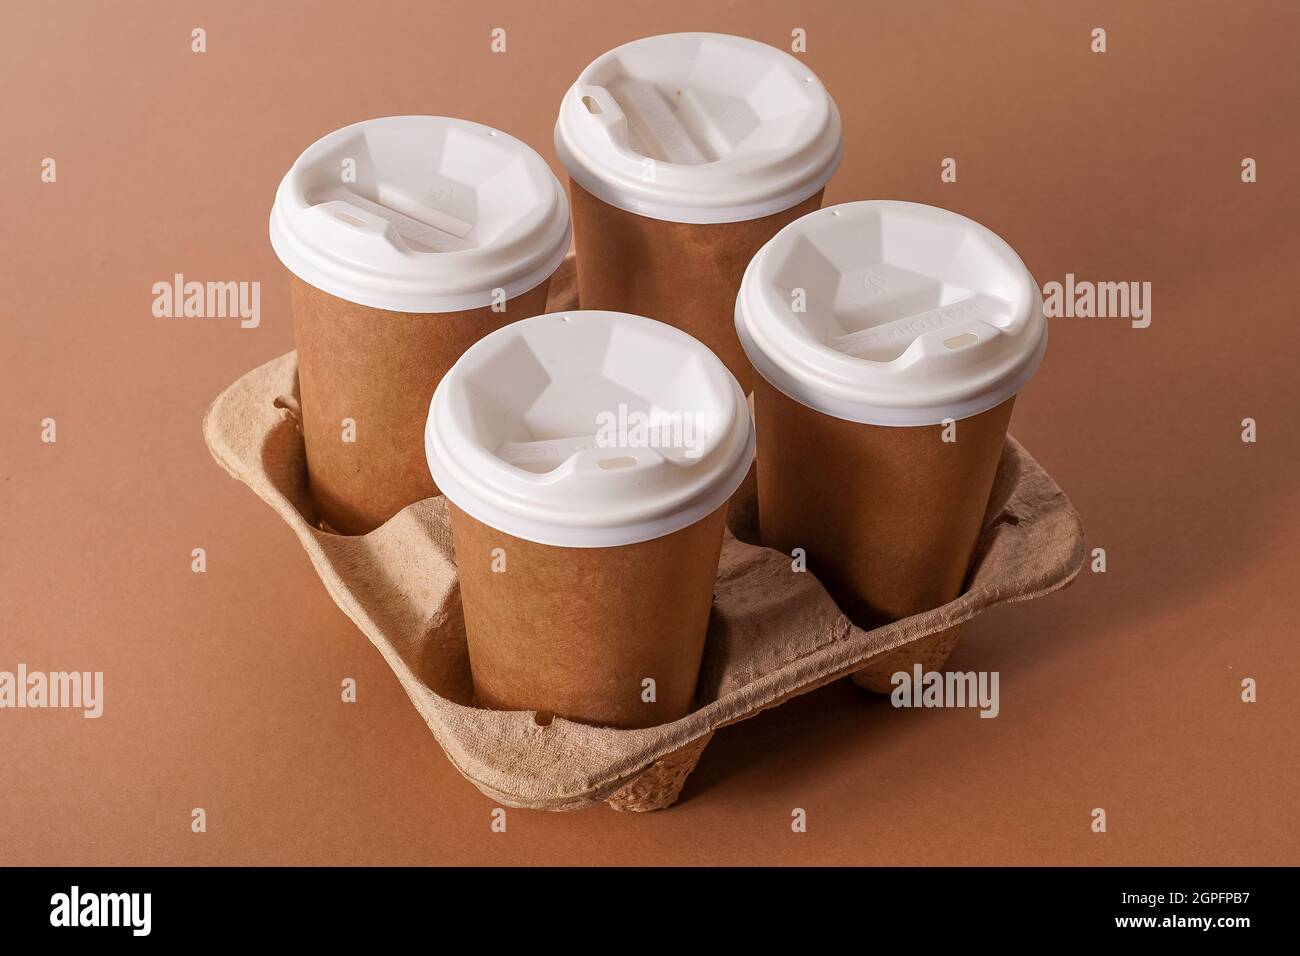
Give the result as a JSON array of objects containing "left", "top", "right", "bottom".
[
  {"left": 425, "top": 310, "right": 754, "bottom": 728},
  {"left": 735, "top": 201, "right": 1047, "bottom": 690},
  {"left": 554, "top": 33, "right": 842, "bottom": 394},
  {"left": 270, "top": 116, "right": 572, "bottom": 534}
]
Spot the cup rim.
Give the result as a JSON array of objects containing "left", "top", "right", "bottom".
[
  {"left": 735, "top": 200, "right": 1048, "bottom": 426},
  {"left": 270, "top": 115, "right": 573, "bottom": 313},
  {"left": 426, "top": 310, "right": 756, "bottom": 548},
  {"left": 554, "top": 33, "right": 844, "bottom": 225}
]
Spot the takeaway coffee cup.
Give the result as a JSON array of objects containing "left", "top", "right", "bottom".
[
  {"left": 735, "top": 201, "right": 1048, "bottom": 690},
  {"left": 554, "top": 33, "right": 842, "bottom": 394},
  {"left": 270, "top": 116, "right": 572, "bottom": 534},
  {"left": 425, "top": 311, "right": 754, "bottom": 728}
]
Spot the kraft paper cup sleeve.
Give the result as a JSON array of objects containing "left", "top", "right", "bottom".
[
  {"left": 291, "top": 278, "right": 553, "bottom": 534},
  {"left": 568, "top": 181, "right": 825, "bottom": 394},
  {"left": 203, "top": 257, "right": 1085, "bottom": 812},
  {"left": 451, "top": 502, "right": 728, "bottom": 728}
]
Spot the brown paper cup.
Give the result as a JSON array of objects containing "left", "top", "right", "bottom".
[
  {"left": 450, "top": 501, "right": 729, "bottom": 729},
  {"left": 568, "top": 181, "right": 823, "bottom": 395},
  {"left": 271, "top": 116, "right": 571, "bottom": 534},
  {"left": 427, "top": 309, "right": 754, "bottom": 729},
  {"left": 752, "top": 375, "right": 1015, "bottom": 691},
  {"left": 290, "top": 277, "right": 551, "bottom": 535},
  {"left": 737, "top": 200, "right": 1048, "bottom": 693}
]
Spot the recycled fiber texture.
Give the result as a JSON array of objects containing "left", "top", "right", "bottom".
[
  {"left": 568, "top": 181, "right": 823, "bottom": 394},
  {"left": 290, "top": 275, "right": 552, "bottom": 535},
  {"left": 204, "top": 259, "right": 1085, "bottom": 811}
]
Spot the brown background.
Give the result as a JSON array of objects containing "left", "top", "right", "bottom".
[{"left": 2, "top": 1, "right": 1296, "bottom": 866}]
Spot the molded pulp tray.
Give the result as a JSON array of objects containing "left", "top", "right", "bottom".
[{"left": 203, "top": 348, "right": 1083, "bottom": 812}]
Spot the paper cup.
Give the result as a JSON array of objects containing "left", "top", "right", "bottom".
[
  {"left": 449, "top": 502, "right": 729, "bottom": 727},
  {"left": 555, "top": 33, "right": 843, "bottom": 394},
  {"left": 736, "top": 201, "right": 1048, "bottom": 690},
  {"left": 270, "top": 116, "right": 572, "bottom": 534},
  {"left": 425, "top": 311, "right": 754, "bottom": 728}
]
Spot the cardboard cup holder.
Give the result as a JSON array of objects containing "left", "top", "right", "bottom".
[{"left": 204, "top": 261, "right": 1084, "bottom": 812}]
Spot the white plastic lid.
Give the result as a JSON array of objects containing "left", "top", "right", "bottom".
[
  {"left": 425, "top": 311, "right": 754, "bottom": 548},
  {"left": 736, "top": 201, "right": 1047, "bottom": 425},
  {"left": 270, "top": 116, "right": 571, "bottom": 313},
  {"left": 554, "top": 33, "right": 843, "bottom": 224}
]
